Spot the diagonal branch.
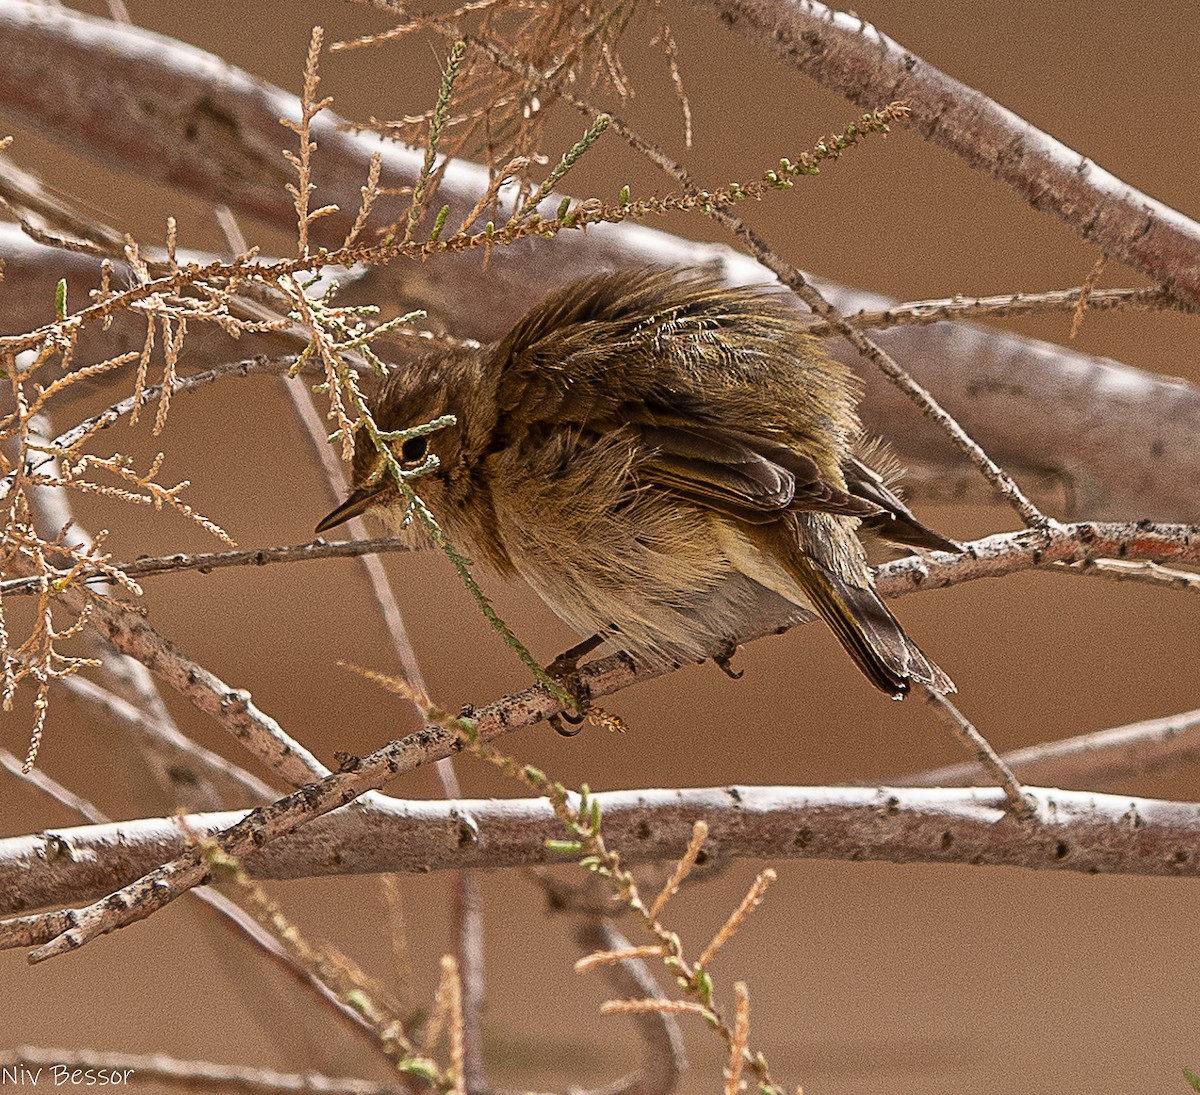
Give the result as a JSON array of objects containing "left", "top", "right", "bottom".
[
  {"left": 700, "top": 0, "right": 1200, "bottom": 309},
  {"left": 894, "top": 707, "right": 1200, "bottom": 790}
]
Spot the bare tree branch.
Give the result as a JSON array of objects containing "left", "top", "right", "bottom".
[
  {"left": 0, "top": 1047, "right": 389, "bottom": 1095},
  {"left": 4, "top": 783, "right": 1200, "bottom": 924},
  {"left": 0, "top": 518, "right": 1196, "bottom": 958},
  {"left": 570, "top": 919, "right": 686, "bottom": 1095},
  {"left": 699, "top": 0, "right": 1200, "bottom": 310},
  {"left": 895, "top": 707, "right": 1200, "bottom": 790}
]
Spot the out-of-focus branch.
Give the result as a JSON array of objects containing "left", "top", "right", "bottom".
[
  {"left": 894, "top": 708, "right": 1200, "bottom": 790},
  {"left": 58, "top": 675, "right": 278, "bottom": 807},
  {"left": 699, "top": 0, "right": 1200, "bottom": 310},
  {"left": 0, "top": 4, "right": 710, "bottom": 326},
  {"left": 571, "top": 919, "right": 686, "bottom": 1095},
  {"left": 4, "top": 783, "right": 1200, "bottom": 919},
  {"left": 0, "top": 1047, "right": 389, "bottom": 1095}
]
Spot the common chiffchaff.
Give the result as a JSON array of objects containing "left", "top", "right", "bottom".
[{"left": 317, "top": 268, "right": 956, "bottom": 697}]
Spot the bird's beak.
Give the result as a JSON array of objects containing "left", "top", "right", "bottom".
[{"left": 315, "top": 483, "right": 388, "bottom": 533}]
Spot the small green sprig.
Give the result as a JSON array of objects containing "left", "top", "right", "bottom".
[
  {"left": 403, "top": 39, "right": 466, "bottom": 246},
  {"left": 508, "top": 113, "right": 612, "bottom": 226}
]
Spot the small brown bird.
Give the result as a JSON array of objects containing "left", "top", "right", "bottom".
[{"left": 317, "top": 268, "right": 956, "bottom": 697}]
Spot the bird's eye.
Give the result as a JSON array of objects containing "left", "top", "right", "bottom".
[{"left": 400, "top": 436, "right": 428, "bottom": 464}]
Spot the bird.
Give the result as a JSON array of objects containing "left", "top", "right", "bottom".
[{"left": 316, "top": 267, "right": 957, "bottom": 697}]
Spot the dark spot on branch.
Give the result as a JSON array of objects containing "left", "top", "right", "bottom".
[
  {"left": 168, "top": 765, "right": 198, "bottom": 787},
  {"left": 726, "top": 787, "right": 742, "bottom": 804},
  {"left": 636, "top": 820, "right": 651, "bottom": 840},
  {"left": 457, "top": 818, "right": 478, "bottom": 848},
  {"left": 885, "top": 795, "right": 901, "bottom": 815},
  {"left": 1054, "top": 841, "right": 1069, "bottom": 860},
  {"left": 794, "top": 827, "right": 813, "bottom": 849},
  {"left": 940, "top": 830, "right": 953, "bottom": 850},
  {"left": 1173, "top": 849, "right": 1190, "bottom": 865}
]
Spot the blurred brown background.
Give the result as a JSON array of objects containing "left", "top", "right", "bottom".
[{"left": 2, "top": 1, "right": 1198, "bottom": 1092}]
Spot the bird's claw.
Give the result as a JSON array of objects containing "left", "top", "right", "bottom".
[
  {"left": 713, "top": 645, "right": 744, "bottom": 680},
  {"left": 545, "top": 634, "right": 604, "bottom": 737}
]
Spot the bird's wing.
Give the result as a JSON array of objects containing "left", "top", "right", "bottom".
[
  {"left": 638, "top": 423, "right": 879, "bottom": 524},
  {"left": 843, "top": 456, "right": 961, "bottom": 553},
  {"left": 493, "top": 269, "right": 881, "bottom": 525}
]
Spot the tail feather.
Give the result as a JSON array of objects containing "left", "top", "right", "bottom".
[
  {"left": 795, "top": 557, "right": 955, "bottom": 698},
  {"left": 844, "top": 455, "right": 961, "bottom": 554}
]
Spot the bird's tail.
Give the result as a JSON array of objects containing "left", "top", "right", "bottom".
[{"left": 794, "top": 555, "right": 955, "bottom": 698}]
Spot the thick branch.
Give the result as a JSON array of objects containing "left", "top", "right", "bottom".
[
  {"left": 701, "top": 0, "right": 1200, "bottom": 309},
  {"left": 3, "top": 784, "right": 1199, "bottom": 919}
]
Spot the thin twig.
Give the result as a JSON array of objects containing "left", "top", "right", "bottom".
[
  {"left": 0, "top": 1048, "right": 388, "bottom": 1095},
  {"left": 818, "top": 285, "right": 1178, "bottom": 336},
  {"left": 0, "top": 536, "right": 414, "bottom": 596},
  {"left": 893, "top": 707, "right": 1200, "bottom": 790},
  {"left": 923, "top": 689, "right": 1031, "bottom": 816},
  {"left": 648, "top": 819, "right": 708, "bottom": 922}
]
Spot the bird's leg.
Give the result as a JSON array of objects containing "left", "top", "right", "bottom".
[
  {"left": 712, "top": 641, "right": 745, "bottom": 680},
  {"left": 546, "top": 633, "right": 605, "bottom": 737},
  {"left": 546, "top": 633, "right": 605, "bottom": 680}
]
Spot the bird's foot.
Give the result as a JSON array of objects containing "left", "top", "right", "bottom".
[
  {"left": 546, "top": 634, "right": 604, "bottom": 737},
  {"left": 713, "top": 642, "right": 744, "bottom": 680}
]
